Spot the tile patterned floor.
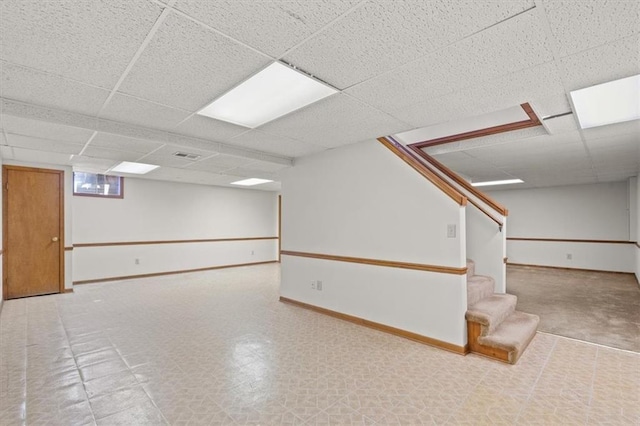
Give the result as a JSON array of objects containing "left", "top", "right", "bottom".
[{"left": 1, "top": 264, "right": 638, "bottom": 425}]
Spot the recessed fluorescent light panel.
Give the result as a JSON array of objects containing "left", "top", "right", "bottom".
[
  {"left": 231, "top": 178, "right": 273, "bottom": 186},
  {"left": 111, "top": 161, "right": 159, "bottom": 174},
  {"left": 471, "top": 179, "right": 523, "bottom": 187},
  {"left": 570, "top": 74, "right": 640, "bottom": 129},
  {"left": 197, "top": 62, "right": 338, "bottom": 128}
]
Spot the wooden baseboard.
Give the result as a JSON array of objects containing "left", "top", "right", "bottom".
[
  {"left": 279, "top": 296, "right": 468, "bottom": 355},
  {"left": 73, "top": 261, "right": 277, "bottom": 285},
  {"left": 64, "top": 288, "right": 74, "bottom": 293},
  {"left": 507, "top": 262, "right": 634, "bottom": 275}
]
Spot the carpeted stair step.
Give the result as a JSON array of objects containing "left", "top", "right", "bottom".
[
  {"left": 466, "top": 275, "right": 494, "bottom": 307},
  {"left": 477, "top": 311, "right": 540, "bottom": 364},
  {"left": 465, "top": 294, "right": 517, "bottom": 335},
  {"left": 466, "top": 259, "right": 475, "bottom": 277}
]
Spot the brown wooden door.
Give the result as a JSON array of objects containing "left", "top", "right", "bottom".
[{"left": 3, "top": 166, "right": 64, "bottom": 299}]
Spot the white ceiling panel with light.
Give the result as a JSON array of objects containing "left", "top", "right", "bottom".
[{"left": 0, "top": 0, "right": 638, "bottom": 191}]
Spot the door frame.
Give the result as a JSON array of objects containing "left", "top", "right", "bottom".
[{"left": 3, "top": 165, "right": 65, "bottom": 299}]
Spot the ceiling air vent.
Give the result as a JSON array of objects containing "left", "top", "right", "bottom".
[{"left": 173, "top": 151, "right": 201, "bottom": 160}]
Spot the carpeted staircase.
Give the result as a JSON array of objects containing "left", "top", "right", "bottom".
[{"left": 465, "top": 259, "right": 539, "bottom": 364}]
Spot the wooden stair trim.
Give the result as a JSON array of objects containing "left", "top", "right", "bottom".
[
  {"left": 409, "top": 103, "right": 541, "bottom": 150},
  {"left": 377, "top": 136, "right": 467, "bottom": 206},
  {"left": 467, "top": 320, "right": 510, "bottom": 363},
  {"left": 407, "top": 146, "right": 508, "bottom": 217}
]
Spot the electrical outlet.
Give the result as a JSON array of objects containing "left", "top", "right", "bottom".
[
  {"left": 311, "top": 281, "right": 316, "bottom": 290},
  {"left": 447, "top": 224, "right": 456, "bottom": 238},
  {"left": 566, "top": 253, "right": 572, "bottom": 260},
  {"left": 317, "top": 281, "right": 323, "bottom": 291},
  {"left": 135, "top": 258, "right": 140, "bottom": 265}
]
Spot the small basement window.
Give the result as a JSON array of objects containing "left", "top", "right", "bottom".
[{"left": 73, "top": 172, "right": 123, "bottom": 198}]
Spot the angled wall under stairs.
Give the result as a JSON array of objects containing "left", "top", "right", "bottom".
[{"left": 465, "top": 259, "right": 539, "bottom": 364}]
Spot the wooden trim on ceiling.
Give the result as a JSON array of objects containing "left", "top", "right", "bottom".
[
  {"left": 281, "top": 250, "right": 467, "bottom": 275},
  {"left": 73, "top": 260, "right": 277, "bottom": 285},
  {"left": 74, "top": 236, "right": 278, "bottom": 248},
  {"left": 65, "top": 247, "right": 73, "bottom": 251},
  {"left": 377, "top": 137, "right": 467, "bottom": 206},
  {"left": 634, "top": 242, "right": 640, "bottom": 249},
  {"left": 507, "top": 262, "right": 635, "bottom": 275},
  {"left": 409, "top": 103, "right": 541, "bottom": 149},
  {"left": 507, "top": 237, "right": 634, "bottom": 244},
  {"left": 408, "top": 147, "right": 508, "bottom": 217},
  {"left": 280, "top": 297, "right": 468, "bottom": 355}
]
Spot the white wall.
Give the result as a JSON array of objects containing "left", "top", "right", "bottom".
[
  {"left": 73, "top": 177, "right": 278, "bottom": 282},
  {"left": 489, "top": 182, "right": 634, "bottom": 272},
  {"left": 632, "top": 177, "right": 640, "bottom": 282},
  {"left": 281, "top": 140, "right": 468, "bottom": 347},
  {"left": 3, "top": 161, "right": 74, "bottom": 289},
  {"left": 466, "top": 206, "right": 507, "bottom": 292},
  {"left": 0, "top": 155, "right": 3, "bottom": 308}
]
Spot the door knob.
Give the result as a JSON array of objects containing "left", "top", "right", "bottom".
[{"left": 52, "top": 237, "right": 59, "bottom": 242}]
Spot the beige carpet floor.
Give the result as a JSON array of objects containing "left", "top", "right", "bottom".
[{"left": 507, "top": 264, "right": 640, "bottom": 353}]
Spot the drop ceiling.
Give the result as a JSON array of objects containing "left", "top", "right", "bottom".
[{"left": 0, "top": 0, "right": 638, "bottom": 192}]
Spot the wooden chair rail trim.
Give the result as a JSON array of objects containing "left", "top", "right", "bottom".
[
  {"left": 280, "top": 297, "right": 468, "bottom": 355},
  {"left": 410, "top": 103, "right": 541, "bottom": 150},
  {"left": 508, "top": 237, "right": 634, "bottom": 244},
  {"left": 507, "top": 262, "right": 635, "bottom": 275},
  {"left": 73, "top": 260, "right": 278, "bottom": 284},
  {"left": 74, "top": 236, "right": 278, "bottom": 248},
  {"left": 281, "top": 250, "right": 467, "bottom": 275},
  {"left": 65, "top": 247, "right": 73, "bottom": 251},
  {"left": 377, "top": 137, "right": 467, "bottom": 206},
  {"left": 407, "top": 145, "right": 508, "bottom": 217}
]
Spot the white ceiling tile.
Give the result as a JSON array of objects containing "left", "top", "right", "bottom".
[
  {"left": 541, "top": 0, "right": 640, "bottom": 57},
  {"left": 346, "top": 5, "right": 550, "bottom": 112},
  {"left": 391, "top": 62, "right": 564, "bottom": 129},
  {"left": 4, "top": 146, "right": 75, "bottom": 166},
  {"left": 0, "top": 115, "right": 94, "bottom": 144},
  {"left": 99, "top": 94, "right": 192, "bottom": 131},
  {"left": 81, "top": 146, "right": 143, "bottom": 162},
  {"left": 70, "top": 156, "right": 119, "bottom": 174},
  {"left": 186, "top": 154, "right": 255, "bottom": 171},
  {"left": 542, "top": 114, "right": 579, "bottom": 134},
  {"left": 241, "top": 160, "right": 291, "bottom": 173},
  {"left": 1, "top": 62, "right": 110, "bottom": 115},
  {"left": 174, "top": 0, "right": 361, "bottom": 57},
  {"left": 453, "top": 62, "right": 565, "bottom": 120},
  {"left": 90, "top": 133, "right": 164, "bottom": 154},
  {"left": 119, "top": 12, "right": 270, "bottom": 111},
  {"left": 137, "top": 144, "right": 217, "bottom": 168},
  {"left": 174, "top": 115, "right": 247, "bottom": 142},
  {"left": 283, "top": 1, "right": 442, "bottom": 89},
  {"left": 5, "top": 133, "right": 83, "bottom": 155},
  {"left": 0, "top": 0, "right": 163, "bottom": 88},
  {"left": 530, "top": 94, "right": 572, "bottom": 118},
  {"left": 260, "top": 94, "right": 409, "bottom": 147},
  {"left": 228, "top": 130, "right": 326, "bottom": 158},
  {"left": 559, "top": 34, "right": 640, "bottom": 92},
  {"left": 581, "top": 119, "right": 640, "bottom": 141}
]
